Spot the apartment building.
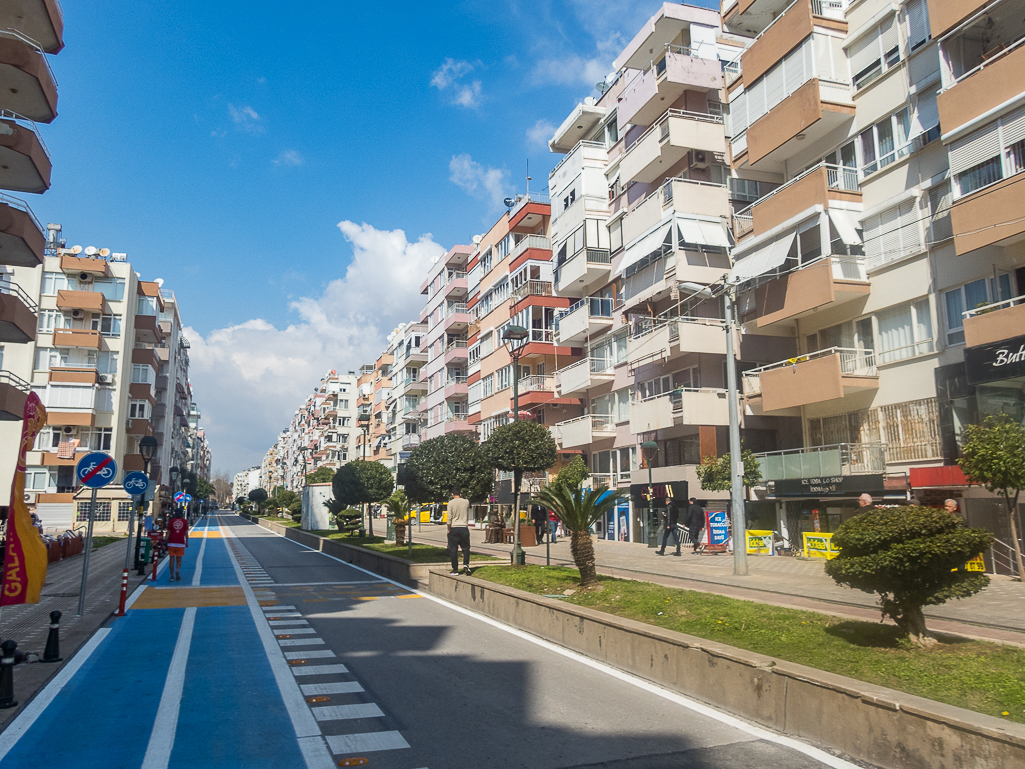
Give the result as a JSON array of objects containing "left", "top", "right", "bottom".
[
  {"left": 233, "top": 466, "right": 259, "bottom": 501},
  {"left": 420, "top": 246, "right": 474, "bottom": 441},
  {"left": 382, "top": 321, "right": 427, "bottom": 470},
  {"left": 153, "top": 291, "right": 194, "bottom": 486}
]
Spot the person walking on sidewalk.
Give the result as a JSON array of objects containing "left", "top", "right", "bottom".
[
  {"left": 548, "top": 509, "right": 560, "bottom": 544},
  {"left": 447, "top": 487, "right": 472, "bottom": 576},
  {"left": 531, "top": 504, "right": 547, "bottom": 544},
  {"left": 166, "top": 510, "right": 189, "bottom": 581},
  {"left": 656, "top": 498, "right": 682, "bottom": 556},
  {"left": 685, "top": 498, "right": 705, "bottom": 553}
]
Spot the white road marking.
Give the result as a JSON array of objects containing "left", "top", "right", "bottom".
[
  {"left": 271, "top": 581, "right": 383, "bottom": 587},
  {"left": 190, "top": 522, "right": 212, "bottom": 586},
  {"left": 312, "top": 703, "right": 384, "bottom": 721},
  {"left": 269, "top": 620, "right": 311, "bottom": 626},
  {"left": 141, "top": 606, "right": 197, "bottom": 769},
  {"left": 278, "top": 638, "right": 326, "bottom": 647},
  {"left": 325, "top": 731, "right": 410, "bottom": 755},
  {"left": 261, "top": 605, "right": 296, "bottom": 611},
  {"left": 285, "top": 650, "right": 335, "bottom": 659},
  {"left": 274, "top": 627, "right": 317, "bottom": 634},
  {"left": 292, "top": 664, "right": 350, "bottom": 677},
  {"left": 300, "top": 682, "right": 364, "bottom": 695},
  {"left": 0, "top": 628, "right": 111, "bottom": 762},
  {"left": 297, "top": 736, "right": 335, "bottom": 769}
]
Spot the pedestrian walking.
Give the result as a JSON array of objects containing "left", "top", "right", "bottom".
[
  {"left": 685, "top": 497, "right": 705, "bottom": 553},
  {"left": 447, "top": 487, "right": 472, "bottom": 576},
  {"left": 656, "top": 498, "right": 682, "bottom": 556},
  {"left": 166, "top": 510, "right": 189, "bottom": 581},
  {"left": 548, "top": 509, "right": 559, "bottom": 544},
  {"left": 856, "top": 493, "right": 876, "bottom": 515},
  {"left": 531, "top": 504, "right": 547, "bottom": 544}
]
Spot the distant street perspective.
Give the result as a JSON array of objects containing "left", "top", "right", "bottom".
[{"left": 2, "top": 1, "right": 1025, "bottom": 768}]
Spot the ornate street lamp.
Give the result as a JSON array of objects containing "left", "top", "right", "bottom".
[
  {"left": 131, "top": 436, "right": 159, "bottom": 574},
  {"left": 641, "top": 441, "right": 659, "bottom": 548},
  {"left": 501, "top": 324, "right": 529, "bottom": 564}
]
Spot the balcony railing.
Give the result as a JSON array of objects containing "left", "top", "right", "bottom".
[
  {"left": 0, "top": 279, "right": 38, "bottom": 311},
  {"left": 0, "top": 110, "right": 51, "bottom": 160},
  {"left": 743, "top": 347, "right": 878, "bottom": 395},
  {"left": 445, "top": 302, "right": 469, "bottom": 317},
  {"left": 529, "top": 328, "right": 554, "bottom": 342},
  {"left": 754, "top": 442, "right": 885, "bottom": 481},
  {"left": 509, "top": 191, "right": 551, "bottom": 218},
  {"left": 445, "top": 412, "right": 469, "bottom": 422},
  {"left": 660, "top": 177, "right": 727, "bottom": 208},
  {"left": 509, "top": 235, "right": 551, "bottom": 262},
  {"left": 401, "top": 434, "right": 421, "bottom": 450},
  {"left": 963, "top": 293, "right": 1025, "bottom": 319},
  {"left": 447, "top": 375, "right": 469, "bottom": 385},
  {"left": 446, "top": 269, "right": 467, "bottom": 281},
  {"left": 511, "top": 280, "right": 553, "bottom": 303},
  {"left": 557, "top": 413, "right": 617, "bottom": 432},
  {"left": 723, "top": 56, "right": 742, "bottom": 86},
  {"left": 0, "top": 371, "right": 30, "bottom": 391},
  {"left": 518, "top": 374, "right": 554, "bottom": 393},
  {"left": 625, "top": 108, "right": 723, "bottom": 153},
  {"left": 0, "top": 191, "right": 44, "bottom": 232},
  {"left": 549, "top": 139, "right": 607, "bottom": 179},
  {"left": 732, "top": 162, "right": 860, "bottom": 225}
]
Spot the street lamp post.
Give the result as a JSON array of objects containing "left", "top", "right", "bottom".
[
  {"left": 501, "top": 324, "right": 529, "bottom": 566},
  {"left": 641, "top": 441, "right": 658, "bottom": 547},
  {"left": 132, "top": 436, "right": 159, "bottom": 575},
  {"left": 295, "top": 445, "right": 310, "bottom": 523},
  {"left": 357, "top": 412, "right": 372, "bottom": 536}
]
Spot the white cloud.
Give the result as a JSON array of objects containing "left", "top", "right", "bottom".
[
  {"left": 186, "top": 222, "right": 444, "bottom": 475},
  {"left": 526, "top": 119, "right": 557, "bottom": 150},
  {"left": 227, "top": 103, "right": 264, "bottom": 133},
  {"left": 431, "top": 58, "right": 483, "bottom": 108},
  {"left": 448, "top": 154, "right": 508, "bottom": 210},
  {"left": 531, "top": 54, "right": 610, "bottom": 88},
  {"left": 273, "top": 149, "right": 303, "bottom": 166}
]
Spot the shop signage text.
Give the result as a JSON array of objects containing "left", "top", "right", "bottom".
[
  {"left": 772, "top": 474, "right": 885, "bottom": 497},
  {"left": 964, "top": 333, "right": 1025, "bottom": 385}
]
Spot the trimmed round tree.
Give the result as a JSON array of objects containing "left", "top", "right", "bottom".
[
  {"left": 553, "top": 455, "right": 590, "bottom": 491},
  {"left": 404, "top": 434, "right": 493, "bottom": 505},
  {"left": 331, "top": 460, "right": 394, "bottom": 538},
  {"left": 823, "top": 505, "right": 993, "bottom": 646},
  {"left": 482, "top": 420, "right": 558, "bottom": 563},
  {"left": 305, "top": 466, "right": 335, "bottom": 485},
  {"left": 248, "top": 487, "right": 268, "bottom": 513},
  {"left": 532, "top": 483, "right": 623, "bottom": 589}
]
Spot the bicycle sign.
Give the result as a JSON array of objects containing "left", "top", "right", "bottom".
[
  {"left": 123, "top": 471, "right": 150, "bottom": 496},
  {"left": 76, "top": 452, "right": 117, "bottom": 489},
  {"left": 185, "top": 494, "right": 192, "bottom": 503}
]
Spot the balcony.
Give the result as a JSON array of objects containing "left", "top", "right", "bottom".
[
  {"left": 554, "top": 413, "right": 617, "bottom": 449},
  {"left": 619, "top": 110, "right": 725, "bottom": 185},
  {"left": 48, "top": 366, "right": 98, "bottom": 384},
  {"left": 0, "top": 192, "right": 44, "bottom": 267},
  {"left": 511, "top": 280, "right": 553, "bottom": 304},
  {"left": 549, "top": 103, "right": 606, "bottom": 153},
  {"left": 52, "top": 328, "right": 102, "bottom": 349},
  {"left": 555, "top": 248, "right": 612, "bottom": 297},
  {"left": 0, "top": 30, "right": 58, "bottom": 123},
  {"left": 927, "top": 0, "right": 989, "bottom": 39},
  {"left": 401, "top": 434, "right": 421, "bottom": 450},
  {"left": 0, "top": 0, "right": 65, "bottom": 53},
  {"left": 673, "top": 317, "right": 726, "bottom": 356},
  {"left": 59, "top": 253, "right": 109, "bottom": 276},
  {"left": 443, "top": 303, "right": 469, "bottom": 332},
  {"left": 509, "top": 235, "right": 551, "bottom": 265},
  {"left": 509, "top": 192, "right": 550, "bottom": 232},
  {"left": 55, "top": 289, "right": 104, "bottom": 313},
  {"left": 623, "top": 179, "right": 729, "bottom": 246},
  {"left": 745, "top": 164, "right": 861, "bottom": 240},
  {"left": 555, "top": 357, "right": 615, "bottom": 397},
  {"left": 129, "top": 382, "right": 156, "bottom": 403},
  {"left": 440, "top": 274, "right": 467, "bottom": 299},
  {"left": 722, "top": 0, "right": 793, "bottom": 36},
  {"left": 554, "top": 297, "right": 616, "bottom": 346},
  {"left": 616, "top": 46, "right": 723, "bottom": 128},
  {"left": 741, "top": 0, "right": 847, "bottom": 87},
  {"left": 963, "top": 295, "right": 1025, "bottom": 347},
  {"left": 630, "top": 388, "right": 730, "bottom": 432},
  {"left": 743, "top": 347, "right": 878, "bottom": 413},
  {"left": 745, "top": 257, "right": 869, "bottom": 328},
  {"left": 132, "top": 346, "right": 160, "bottom": 371},
  {"left": 0, "top": 280, "right": 36, "bottom": 342},
  {"left": 0, "top": 112, "right": 51, "bottom": 193},
  {"left": 127, "top": 418, "right": 153, "bottom": 436},
  {"left": 0, "top": 371, "right": 29, "bottom": 420},
  {"left": 134, "top": 313, "right": 163, "bottom": 345},
  {"left": 443, "top": 413, "right": 473, "bottom": 434},
  {"left": 755, "top": 442, "right": 886, "bottom": 481},
  {"left": 949, "top": 171, "right": 1025, "bottom": 255}
]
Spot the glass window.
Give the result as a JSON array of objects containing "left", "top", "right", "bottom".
[
  {"left": 91, "top": 315, "right": 122, "bottom": 337},
  {"left": 42, "top": 272, "right": 71, "bottom": 295},
  {"left": 944, "top": 278, "right": 989, "bottom": 344}
]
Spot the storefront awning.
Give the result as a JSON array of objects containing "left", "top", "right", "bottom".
[
  {"left": 677, "top": 216, "right": 731, "bottom": 249},
  {"left": 828, "top": 209, "right": 862, "bottom": 246},
  {"left": 618, "top": 221, "right": 672, "bottom": 275},
  {"left": 729, "top": 229, "right": 797, "bottom": 282}
]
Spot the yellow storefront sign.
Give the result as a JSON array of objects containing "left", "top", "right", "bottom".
[
  {"left": 953, "top": 554, "right": 986, "bottom": 573},
  {"left": 803, "top": 532, "right": 839, "bottom": 560},
  {"left": 746, "top": 530, "right": 774, "bottom": 555}
]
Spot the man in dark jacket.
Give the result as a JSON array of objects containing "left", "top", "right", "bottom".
[
  {"left": 685, "top": 498, "right": 705, "bottom": 552},
  {"left": 531, "top": 504, "right": 547, "bottom": 544},
  {"left": 656, "top": 498, "right": 681, "bottom": 556}
]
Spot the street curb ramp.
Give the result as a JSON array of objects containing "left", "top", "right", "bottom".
[{"left": 428, "top": 572, "right": 1025, "bottom": 769}]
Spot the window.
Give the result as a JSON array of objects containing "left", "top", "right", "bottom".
[
  {"left": 481, "top": 374, "right": 494, "bottom": 398},
  {"left": 905, "top": 0, "right": 930, "bottom": 53},
  {"left": 98, "top": 351, "right": 119, "bottom": 375},
  {"left": 34, "top": 347, "right": 68, "bottom": 371},
  {"left": 95, "top": 278, "right": 125, "bottom": 301},
  {"left": 859, "top": 107, "right": 911, "bottom": 175},
  {"left": 95, "top": 388, "right": 115, "bottom": 412},
  {"left": 563, "top": 189, "right": 576, "bottom": 211},
  {"left": 928, "top": 182, "right": 953, "bottom": 242},
  {"left": 609, "top": 219, "right": 623, "bottom": 253},
  {"left": 77, "top": 501, "right": 111, "bottom": 522},
  {"left": 635, "top": 375, "right": 672, "bottom": 401},
  {"left": 91, "top": 314, "right": 121, "bottom": 337},
  {"left": 25, "top": 467, "right": 55, "bottom": 492},
  {"left": 118, "top": 501, "right": 135, "bottom": 521},
  {"left": 496, "top": 365, "right": 512, "bottom": 391},
  {"left": 87, "top": 427, "right": 112, "bottom": 451},
  {"left": 38, "top": 310, "right": 67, "bottom": 334},
  {"left": 137, "top": 295, "right": 158, "bottom": 316},
  {"left": 129, "top": 400, "right": 149, "bottom": 419},
  {"left": 481, "top": 248, "right": 493, "bottom": 274},
  {"left": 43, "top": 272, "right": 74, "bottom": 295},
  {"left": 876, "top": 298, "right": 934, "bottom": 363},
  {"left": 950, "top": 107, "right": 1025, "bottom": 199},
  {"left": 862, "top": 197, "right": 923, "bottom": 269},
  {"left": 131, "top": 364, "right": 154, "bottom": 384},
  {"left": 943, "top": 276, "right": 1012, "bottom": 344},
  {"left": 32, "top": 384, "right": 95, "bottom": 409},
  {"left": 33, "top": 427, "right": 60, "bottom": 451},
  {"left": 848, "top": 14, "right": 900, "bottom": 90}
]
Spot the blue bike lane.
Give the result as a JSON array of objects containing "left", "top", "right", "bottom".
[{"left": 0, "top": 516, "right": 322, "bottom": 769}]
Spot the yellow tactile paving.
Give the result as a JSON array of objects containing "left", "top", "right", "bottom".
[
  {"left": 198, "top": 531, "right": 222, "bottom": 538},
  {"left": 132, "top": 586, "right": 247, "bottom": 609}
]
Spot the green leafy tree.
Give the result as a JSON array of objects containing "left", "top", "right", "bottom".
[
  {"left": 553, "top": 455, "right": 590, "bottom": 491},
  {"left": 325, "top": 499, "right": 363, "bottom": 536},
  {"left": 194, "top": 477, "right": 215, "bottom": 501},
  {"left": 332, "top": 460, "right": 394, "bottom": 538},
  {"left": 824, "top": 505, "right": 993, "bottom": 646},
  {"left": 306, "top": 466, "right": 335, "bottom": 485},
  {"left": 248, "top": 487, "right": 268, "bottom": 509},
  {"left": 405, "top": 434, "right": 493, "bottom": 504},
  {"left": 483, "top": 421, "right": 558, "bottom": 561},
  {"left": 695, "top": 448, "right": 762, "bottom": 492},
  {"left": 958, "top": 415, "right": 1025, "bottom": 580},
  {"left": 531, "top": 484, "right": 623, "bottom": 589}
]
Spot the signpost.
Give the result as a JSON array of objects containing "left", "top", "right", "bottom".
[
  {"left": 75, "top": 452, "right": 117, "bottom": 616},
  {"left": 115, "top": 471, "right": 150, "bottom": 616}
]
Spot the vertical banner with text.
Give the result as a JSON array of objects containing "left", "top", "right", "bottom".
[{"left": 2, "top": 393, "right": 49, "bottom": 605}]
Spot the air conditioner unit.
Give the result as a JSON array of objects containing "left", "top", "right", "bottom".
[
  {"left": 62, "top": 425, "right": 76, "bottom": 435},
  {"left": 71, "top": 308, "right": 85, "bottom": 320},
  {"left": 99, "top": 374, "right": 113, "bottom": 384},
  {"left": 78, "top": 272, "right": 94, "bottom": 284},
  {"left": 690, "top": 151, "right": 709, "bottom": 170},
  {"left": 24, "top": 492, "right": 37, "bottom": 504}
]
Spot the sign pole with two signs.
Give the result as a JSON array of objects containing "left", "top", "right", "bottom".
[{"left": 74, "top": 452, "right": 118, "bottom": 617}]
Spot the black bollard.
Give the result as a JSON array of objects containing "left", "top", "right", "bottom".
[
  {"left": 0, "top": 639, "right": 18, "bottom": 709},
  {"left": 42, "top": 610, "right": 62, "bottom": 663}
]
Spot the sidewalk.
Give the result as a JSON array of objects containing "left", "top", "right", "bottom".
[
  {"left": 0, "top": 537, "right": 150, "bottom": 731},
  {"left": 406, "top": 521, "right": 1025, "bottom": 645}
]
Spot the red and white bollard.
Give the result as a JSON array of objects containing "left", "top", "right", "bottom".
[
  {"left": 151, "top": 552, "right": 159, "bottom": 582},
  {"left": 113, "top": 568, "right": 129, "bottom": 617}
]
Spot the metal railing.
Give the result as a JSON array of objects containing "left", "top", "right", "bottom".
[
  {"left": 509, "top": 191, "right": 551, "bottom": 218},
  {"left": 446, "top": 339, "right": 469, "bottom": 351},
  {"left": 446, "top": 269, "right": 467, "bottom": 281},
  {"left": 0, "top": 279, "right": 38, "bottom": 311},
  {"left": 518, "top": 374, "right": 554, "bottom": 392},
  {"left": 0, "top": 371, "right": 31, "bottom": 391},
  {"left": 625, "top": 108, "right": 724, "bottom": 154},
  {"left": 556, "top": 413, "right": 617, "bottom": 432},
  {"left": 754, "top": 442, "right": 886, "bottom": 481},
  {"left": 445, "top": 412, "right": 469, "bottom": 422},
  {"left": 0, "top": 110, "right": 51, "bottom": 159},
  {"left": 811, "top": 0, "right": 846, "bottom": 19},
  {"left": 723, "top": 57, "right": 742, "bottom": 86},
  {"left": 554, "top": 356, "right": 615, "bottom": 384},
  {"left": 732, "top": 163, "right": 860, "bottom": 226},
  {"left": 447, "top": 375, "right": 468, "bottom": 385},
  {"left": 530, "top": 328, "right": 554, "bottom": 342},
  {"left": 0, "top": 30, "right": 58, "bottom": 89},
  {"left": 944, "top": 33, "right": 1025, "bottom": 94},
  {"left": 445, "top": 302, "right": 469, "bottom": 317},
  {"left": 401, "top": 434, "right": 421, "bottom": 450},
  {"left": 743, "top": 347, "right": 878, "bottom": 393},
  {"left": 0, "top": 191, "right": 44, "bottom": 232},
  {"left": 963, "top": 293, "right": 1025, "bottom": 319},
  {"left": 511, "top": 280, "right": 553, "bottom": 302},
  {"left": 990, "top": 537, "right": 1021, "bottom": 578},
  {"left": 509, "top": 235, "right": 551, "bottom": 262},
  {"left": 585, "top": 248, "right": 611, "bottom": 264},
  {"left": 660, "top": 177, "right": 727, "bottom": 208}
]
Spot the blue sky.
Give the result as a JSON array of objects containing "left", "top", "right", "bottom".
[{"left": 32, "top": 0, "right": 711, "bottom": 475}]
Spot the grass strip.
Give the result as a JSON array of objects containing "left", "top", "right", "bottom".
[
  {"left": 90, "top": 536, "right": 123, "bottom": 550},
  {"left": 473, "top": 565, "right": 1025, "bottom": 724},
  {"left": 310, "top": 531, "right": 498, "bottom": 564}
]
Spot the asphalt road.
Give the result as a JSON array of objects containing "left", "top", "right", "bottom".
[{"left": 224, "top": 515, "right": 860, "bottom": 769}]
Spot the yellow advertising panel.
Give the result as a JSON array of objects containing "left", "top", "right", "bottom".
[
  {"left": 803, "top": 532, "right": 839, "bottom": 560},
  {"left": 953, "top": 554, "right": 986, "bottom": 573},
  {"left": 746, "top": 530, "right": 774, "bottom": 555}
]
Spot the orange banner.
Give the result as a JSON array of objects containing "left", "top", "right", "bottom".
[{"left": 2, "top": 392, "right": 48, "bottom": 605}]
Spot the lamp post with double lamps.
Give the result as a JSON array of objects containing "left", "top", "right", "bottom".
[
  {"left": 131, "top": 436, "right": 159, "bottom": 575},
  {"left": 501, "top": 324, "right": 529, "bottom": 565},
  {"left": 640, "top": 440, "right": 659, "bottom": 547}
]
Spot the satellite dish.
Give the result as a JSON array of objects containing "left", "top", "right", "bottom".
[
  {"left": 84, "top": 246, "right": 98, "bottom": 256},
  {"left": 596, "top": 81, "right": 610, "bottom": 94},
  {"left": 472, "top": 235, "right": 483, "bottom": 244},
  {"left": 98, "top": 248, "right": 111, "bottom": 257},
  {"left": 503, "top": 197, "right": 515, "bottom": 208},
  {"left": 154, "top": 278, "right": 164, "bottom": 287},
  {"left": 71, "top": 245, "right": 83, "bottom": 254}
]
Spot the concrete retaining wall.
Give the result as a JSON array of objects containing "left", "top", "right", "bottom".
[
  {"left": 428, "top": 572, "right": 1025, "bottom": 769},
  {"left": 248, "top": 516, "right": 445, "bottom": 587}
]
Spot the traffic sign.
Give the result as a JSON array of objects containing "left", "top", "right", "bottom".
[
  {"left": 123, "top": 471, "right": 150, "bottom": 496},
  {"left": 174, "top": 492, "right": 185, "bottom": 503},
  {"left": 76, "top": 452, "right": 117, "bottom": 489},
  {"left": 185, "top": 494, "right": 193, "bottom": 503}
]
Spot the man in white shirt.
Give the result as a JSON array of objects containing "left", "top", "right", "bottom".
[{"left": 447, "top": 487, "right": 472, "bottom": 576}]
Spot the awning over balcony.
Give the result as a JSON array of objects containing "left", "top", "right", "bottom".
[
  {"left": 619, "top": 221, "right": 672, "bottom": 275},
  {"left": 676, "top": 216, "right": 730, "bottom": 249},
  {"left": 827, "top": 209, "right": 862, "bottom": 247},
  {"left": 730, "top": 229, "right": 796, "bottom": 282}
]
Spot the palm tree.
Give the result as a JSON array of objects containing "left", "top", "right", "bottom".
[
  {"left": 384, "top": 489, "right": 412, "bottom": 545},
  {"left": 531, "top": 484, "right": 623, "bottom": 589}
]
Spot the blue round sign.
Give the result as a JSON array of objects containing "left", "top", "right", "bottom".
[
  {"left": 185, "top": 494, "right": 193, "bottom": 503},
  {"left": 76, "top": 452, "right": 117, "bottom": 489},
  {"left": 123, "top": 471, "right": 150, "bottom": 496}
]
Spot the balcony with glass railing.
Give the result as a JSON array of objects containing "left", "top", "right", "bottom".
[
  {"left": 743, "top": 347, "right": 878, "bottom": 412},
  {"left": 553, "top": 413, "right": 617, "bottom": 449},
  {"left": 754, "top": 442, "right": 885, "bottom": 481},
  {"left": 554, "top": 296, "right": 617, "bottom": 345},
  {"left": 555, "top": 356, "right": 616, "bottom": 397}
]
